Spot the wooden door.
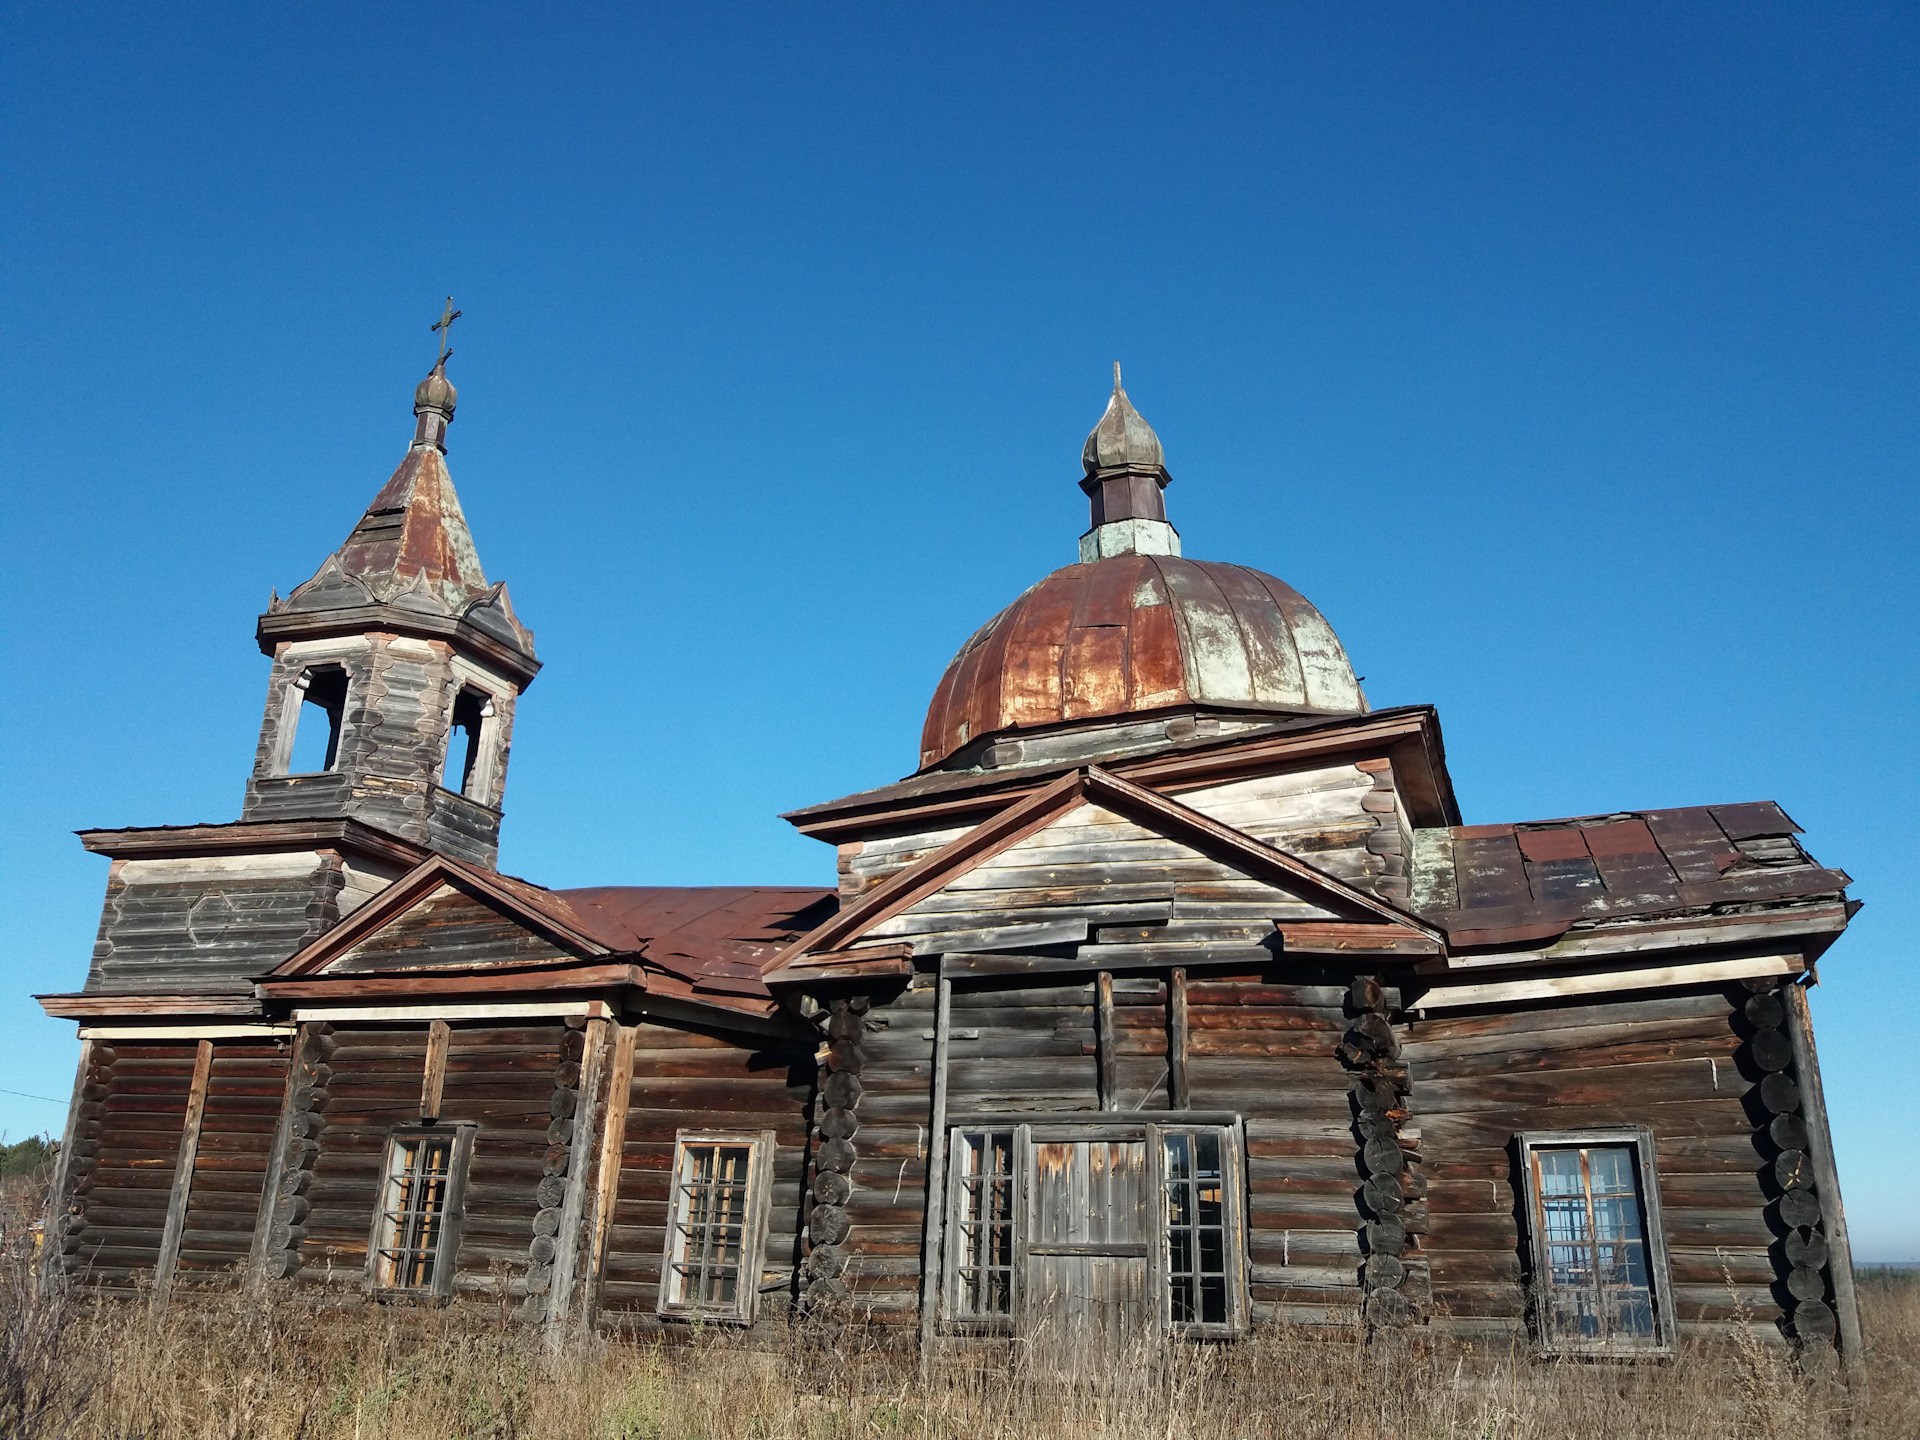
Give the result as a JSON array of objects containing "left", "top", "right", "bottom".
[{"left": 1022, "top": 1134, "right": 1151, "bottom": 1347}]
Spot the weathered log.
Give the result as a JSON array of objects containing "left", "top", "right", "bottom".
[
  {"left": 549, "top": 1089, "right": 577, "bottom": 1119},
  {"left": 1793, "top": 1299, "right": 1837, "bottom": 1342},
  {"left": 1363, "top": 1255, "right": 1406, "bottom": 1290},
  {"left": 536, "top": 1176, "right": 567, "bottom": 1209},
  {"left": 827, "top": 1041, "right": 867, "bottom": 1073},
  {"left": 1366, "top": 1219, "right": 1408, "bottom": 1256},
  {"left": 1362, "top": 1137, "right": 1407, "bottom": 1174},
  {"left": 826, "top": 1010, "right": 865, "bottom": 1042},
  {"left": 1748, "top": 1029, "right": 1793, "bottom": 1073},
  {"left": 1349, "top": 977, "right": 1385, "bottom": 1014},
  {"left": 815, "top": 1138, "right": 857, "bottom": 1174},
  {"left": 1759, "top": 1073, "right": 1801, "bottom": 1114},
  {"left": 818, "top": 1108, "right": 859, "bottom": 1140},
  {"left": 1744, "top": 992, "right": 1786, "bottom": 1028},
  {"left": 1786, "top": 1266, "right": 1827, "bottom": 1303},
  {"left": 1365, "top": 1288, "right": 1411, "bottom": 1324},
  {"left": 553, "top": 1060, "right": 582, "bottom": 1088},
  {"left": 812, "top": 1171, "right": 852, "bottom": 1206},
  {"left": 810, "top": 1204, "right": 851, "bottom": 1245},
  {"left": 1785, "top": 1229, "right": 1829, "bottom": 1270},
  {"left": 822, "top": 1072, "right": 863, "bottom": 1109},
  {"left": 1774, "top": 1151, "right": 1816, "bottom": 1191},
  {"left": 1362, "top": 1176, "right": 1404, "bottom": 1216},
  {"left": 533, "top": 1208, "right": 561, "bottom": 1237},
  {"left": 546, "top": 1118, "right": 574, "bottom": 1145},
  {"left": 543, "top": 1144, "right": 571, "bottom": 1176},
  {"left": 806, "top": 1243, "right": 848, "bottom": 1278},
  {"left": 1777, "top": 1190, "right": 1822, "bottom": 1229},
  {"left": 529, "top": 1235, "right": 557, "bottom": 1264},
  {"left": 1769, "top": 1113, "right": 1810, "bottom": 1152}
]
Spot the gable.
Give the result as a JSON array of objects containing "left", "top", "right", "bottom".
[
  {"left": 322, "top": 881, "right": 586, "bottom": 974},
  {"left": 864, "top": 800, "right": 1340, "bottom": 956}
]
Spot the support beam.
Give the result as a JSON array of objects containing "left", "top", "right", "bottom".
[
  {"left": 579, "top": 1022, "right": 638, "bottom": 1332},
  {"left": 152, "top": 1039, "right": 213, "bottom": 1307},
  {"left": 545, "top": 1018, "right": 610, "bottom": 1345},
  {"left": 247, "top": 1027, "right": 304, "bottom": 1289},
  {"left": 1168, "top": 967, "right": 1189, "bottom": 1111},
  {"left": 40, "top": 1039, "right": 93, "bottom": 1287},
  {"left": 917, "top": 975, "right": 953, "bottom": 1360},
  {"left": 420, "top": 1019, "right": 450, "bottom": 1121},
  {"left": 1784, "top": 983, "right": 1863, "bottom": 1376},
  {"left": 1095, "top": 971, "right": 1116, "bottom": 1110}
]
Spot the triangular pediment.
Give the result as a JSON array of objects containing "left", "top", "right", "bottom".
[
  {"left": 268, "top": 855, "right": 616, "bottom": 980},
  {"left": 320, "top": 881, "right": 584, "bottom": 974},
  {"left": 770, "top": 768, "right": 1440, "bottom": 981}
]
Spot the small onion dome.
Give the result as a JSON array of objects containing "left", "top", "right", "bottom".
[
  {"left": 1082, "top": 364, "right": 1166, "bottom": 477},
  {"left": 920, "top": 554, "right": 1365, "bottom": 769},
  {"left": 415, "top": 357, "right": 458, "bottom": 416}
]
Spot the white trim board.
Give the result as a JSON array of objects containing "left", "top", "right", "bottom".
[
  {"left": 79, "top": 1024, "right": 297, "bottom": 1040},
  {"left": 289, "top": 1000, "right": 610, "bottom": 1023},
  {"left": 1413, "top": 955, "right": 1803, "bottom": 1012}
]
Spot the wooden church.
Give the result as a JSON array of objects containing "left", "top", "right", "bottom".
[{"left": 39, "top": 345, "right": 1864, "bottom": 1365}]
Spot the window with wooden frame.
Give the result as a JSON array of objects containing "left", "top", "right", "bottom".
[
  {"left": 657, "top": 1130, "right": 775, "bottom": 1324},
  {"left": 940, "top": 1121, "right": 1249, "bottom": 1338},
  {"left": 1517, "top": 1128, "right": 1676, "bottom": 1355},
  {"left": 368, "top": 1125, "right": 474, "bottom": 1299}
]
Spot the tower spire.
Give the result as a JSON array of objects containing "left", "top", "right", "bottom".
[
  {"left": 412, "top": 300, "right": 461, "bottom": 454},
  {"left": 1078, "top": 364, "right": 1179, "bottom": 563}
]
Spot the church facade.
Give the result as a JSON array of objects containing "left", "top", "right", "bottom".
[{"left": 39, "top": 353, "right": 1863, "bottom": 1364}]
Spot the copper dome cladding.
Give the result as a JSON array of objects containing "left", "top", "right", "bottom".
[{"left": 919, "top": 553, "right": 1367, "bottom": 769}]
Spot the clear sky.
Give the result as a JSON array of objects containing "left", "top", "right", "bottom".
[{"left": 2, "top": 5, "right": 1915, "bottom": 1257}]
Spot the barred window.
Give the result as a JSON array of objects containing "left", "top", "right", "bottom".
[
  {"left": 658, "top": 1130, "right": 774, "bottom": 1323},
  {"left": 1162, "top": 1130, "right": 1230, "bottom": 1327},
  {"left": 1518, "top": 1129, "right": 1675, "bottom": 1355},
  {"left": 369, "top": 1127, "right": 472, "bottom": 1296},
  {"left": 947, "top": 1130, "right": 1017, "bottom": 1323}
]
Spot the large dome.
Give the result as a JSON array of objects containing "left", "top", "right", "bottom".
[{"left": 919, "top": 552, "right": 1366, "bottom": 769}]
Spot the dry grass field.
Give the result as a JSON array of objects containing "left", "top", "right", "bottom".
[{"left": 2, "top": 1259, "right": 1915, "bottom": 1439}]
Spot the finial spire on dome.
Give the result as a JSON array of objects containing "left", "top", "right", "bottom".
[
  {"left": 1078, "top": 363, "right": 1180, "bottom": 563},
  {"left": 412, "top": 299, "right": 462, "bottom": 454}
]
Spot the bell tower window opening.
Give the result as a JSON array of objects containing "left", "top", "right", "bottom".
[
  {"left": 441, "top": 687, "right": 493, "bottom": 798},
  {"left": 285, "top": 665, "right": 348, "bottom": 775}
]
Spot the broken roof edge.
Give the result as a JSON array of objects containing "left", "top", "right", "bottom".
[{"left": 780, "top": 704, "right": 1460, "bottom": 840}]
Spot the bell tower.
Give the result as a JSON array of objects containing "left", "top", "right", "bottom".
[{"left": 242, "top": 346, "right": 539, "bottom": 867}]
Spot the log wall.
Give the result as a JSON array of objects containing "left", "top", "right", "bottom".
[
  {"left": 1402, "top": 985, "right": 1780, "bottom": 1336},
  {"left": 597, "top": 1021, "right": 815, "bottom": 1329}
]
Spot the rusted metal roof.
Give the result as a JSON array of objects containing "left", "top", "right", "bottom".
[
  {"left": 919, "top": 554, "right": 1367, "bottom": 770},
  {"left": 558, "top": 886, "right": 839, "bottom": 994},
  {"left": 261, "top": 366, "right": 538, "bottom": 668},
  {"left": 1417, "top": 803, "right": 1852, "bottom": 948}
]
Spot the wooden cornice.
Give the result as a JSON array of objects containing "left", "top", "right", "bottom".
[
  {"left": 782, "top": 707, "right": 1459, "bottom": 843},
  {"left": 38, "top": 992, "right": 265, "bottom": 1020},
  {"left": 771, "top": 766, "right": 1441, "bottom": 971},
  {"left": 267, "top": 853, "right": 614, "bottom": 978},
  {"left": 77, "top": 817, "right": 430, "bottom": 870},
  {"left": 257, "top": 963, "right": 646, "bottom": 1001},
  {"left": 257, "top": 605, "right": 542, "bottom": 687}
]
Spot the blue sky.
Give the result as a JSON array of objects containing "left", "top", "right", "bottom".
[{"left": 2, "top": 5, "right": 1915, "bottom": 1257}]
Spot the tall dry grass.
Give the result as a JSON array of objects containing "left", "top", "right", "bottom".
[{"left": 4, "top": 1258, "right": 1915, "bottom": 1440}]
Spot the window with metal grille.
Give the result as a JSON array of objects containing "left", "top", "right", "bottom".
[
  {"left": 658, "top": 1131, "right": 773, "bottom": 1322},
  {"left": 369, "top": 1128, "right": 472, "bottom": 1296},
  {"left": 1162, "top": 1130, "right": 1230, "bottom": 1327},
  {"left": 947, "top": 1130, "right": 1017, "bottom": 1323},
  {"left": 1518, "top": 1129, "right": 1675, "bottom": 1355},
  {"left": 939, "top": 1120, "right": 1248, "bottom": 1337}
]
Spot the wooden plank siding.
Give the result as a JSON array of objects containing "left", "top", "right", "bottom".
[
  {"left": 328, "top": 883, "right": 576, "bottom": 972},
  {"left": 173, "top": 1040, "right": 291, "bottom": 1282},
  {"left": 597, "top": 1021, "right": 815, "bottom": 1330},
  {"left": 1185, "top": 971, "right": 1365, "bottom": 1325},
  {"left": 297, "top": 1023, "right": 565, "bottom": 1295},
  {"left": 65, "top": 1042, "right": 201, "bottom": 1292},
  {"left": 1402, "top": 986, "right": 1779, "bottom": 1334}
]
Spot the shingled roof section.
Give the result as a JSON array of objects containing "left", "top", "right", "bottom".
[
  {"left": 557, "top": 886, "right": 838, "bottom": 1001},
  {"left": 1414, "top": 802, "right": 1852, "bottom": 949}
]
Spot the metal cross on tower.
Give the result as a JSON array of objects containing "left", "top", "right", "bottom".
[{"left": 431, "top": 297, "right": 462, "bottom": 364}]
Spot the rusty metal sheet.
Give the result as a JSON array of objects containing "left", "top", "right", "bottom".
[
  {"left": 1515, "top": 828, "right": 1590, "bottom": 863},
  {"left": 1072, "top": 553, "right": 1140, "bottom": 629},
  {"left": 1454, "top": 833, "right": 1529, "bottom": 911},
  {"left": 1643, "top": 809, "right": 1741, "bottom": 883},
  {"left": 1205, "top": 562, "right": 1306, "bottom": 708},
  {"left": 1157, "top": 558, "right": 1255, "bottom": 704},
  {"left": 1249, "top": 567, "right": 1362, "bottom": 713},
  {"left": 1126, "top": 564, "right": 1186, "bottom": 710},
  {"left": 1062, "top": 625, "right": 1129, "bottom": 720},
  {"left": 1708, "top": 802, "right": 1800, "bottom": 841},
  {"left": 1581, "top": 819, "right": 1660, "bottom": 856}
]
